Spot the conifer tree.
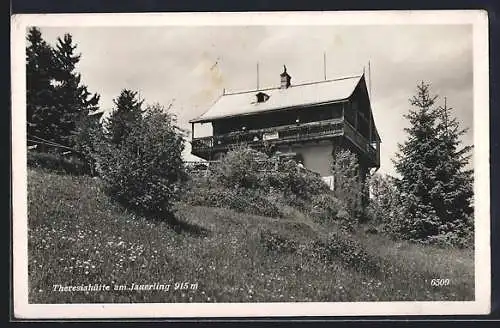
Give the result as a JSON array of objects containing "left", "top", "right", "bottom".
[
  {"left": 393, "top": 82, "right": 442, "bottom": 239},
  {"left": 433, "top": 98, "right": 474, "bottom": 237},
  {"left": 51, "top": 33, "right": 100, "bottom": 147},
  {"left": 26, "top": 27, "right": 56, "bottom": 145},
  {"left": 393, "top": 82, "right": 473, "bottom": 243},
  {"left": 105, "top": 89, "right": 144, "bottom": 144},
  {"left": 26, "top": 29, "right": 100, "bottom": 149}
]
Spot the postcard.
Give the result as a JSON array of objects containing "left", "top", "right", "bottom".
[{"left": 11, "top": 10, "right": 490, "bottom": 318}]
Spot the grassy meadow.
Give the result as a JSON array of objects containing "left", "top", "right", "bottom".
[{"left": 28, "top": 168, "right": 474, "bottom": 303}]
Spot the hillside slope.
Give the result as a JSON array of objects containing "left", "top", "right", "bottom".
[{"left": 28, "top": 168, "right": 474, "bottom": 303}]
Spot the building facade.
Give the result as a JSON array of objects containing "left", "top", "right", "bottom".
[{"left": 189, "top": 66, "right": 381, "bottom": 186}]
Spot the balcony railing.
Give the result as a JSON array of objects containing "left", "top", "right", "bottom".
[
  {"left": 191, "top": 118, "right": 380, "bottom": 167},
  {"left": 343, "top": 120, "right": 378, "bottom": 160},
  {"left": 191, "top": 136, "right": 214, "bottom": 150},
  {"left": 192, "top": 119, "right": 344, "bottom": 151}
]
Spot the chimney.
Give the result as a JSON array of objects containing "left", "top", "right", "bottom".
[{"left": 280, "top": 65, "right": 291, "bottom": 89}]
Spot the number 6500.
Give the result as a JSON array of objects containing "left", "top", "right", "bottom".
[{"left": 431, "top": 278, "right": 450, "bottom": 286}]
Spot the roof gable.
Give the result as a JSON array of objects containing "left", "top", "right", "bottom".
[
  {"left": 190, "top": 75, "right": 362, "bottom": 123},
  {"left": 352, "top": 75, "right": 381, "bottom": 142}
]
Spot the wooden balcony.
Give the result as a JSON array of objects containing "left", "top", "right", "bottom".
[
  {"left": 343, "top": 120, "right": 380, "bottom": 168},
  {"left": 191, "top": 118, "right": 380, "bottom": 168}
]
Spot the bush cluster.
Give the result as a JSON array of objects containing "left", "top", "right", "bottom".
[
  {"left": 181, "top": 147, "right": 283, "bottom": 218},
  {"left": 183, "top": 147, "right": 352, "bottom": 227},
  {"left": 315, "top": 232, "right": 380, "bottom": 275},
  {"left": 331, "top": 149, "right": 367, "bottom": 222},
  {"left": 94, "top": 105, "right": 186, "bottom": 218},
  {"left": 310, "top": 193, "right": 352, "bottom": 230},
  {"left": 183, "top": 182, "right": 283, "bottom": 218},
  {"left": 266, "top": 160, "right": 331, "bottom": 209},
  {"left": 260, "top": 230, "right": 298, "bottom": 254},
  {"left": 70, "top": 114, "right": 105, "bottom": 176},
  {"left": 366, "top": 174, "right": 403, "bottom": 228},
  {"left": 367, "top": 173, "right": 473, "bottom": 248},
  {"left": 419, "top": 213, "right": 474, "bottom": 248},
  {"left": 27, "top": 151, "right": 89, "bottom": 175},
  {"left": 209, "top": 147, "right": 272, "bottom": 189}
]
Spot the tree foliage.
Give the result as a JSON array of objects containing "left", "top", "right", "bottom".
[
  {"left": 26, "top": 27, "right": 56, "bottom": 145},
  {"left": 367, "top": 173, "right": 404, "bottom": 232},
  {"left": 95, "top": 103, "right": 187, "bottom": 217},
  {"left": 51, "top": 34, "right": 100, "bottom": 146},
  {"left": 332, "top": 149, "right": 366, "bottom": 222},
  {"left": 72, "top": 112, "right": 105, "bottom": 175},
  {"left": 104, "top": 89, "right": 144, "bottom": 145},
  {"left": 392, "top": 81, "right": 473, "bottom": 246},
  {"left": 434, "top": 98, "right": 474, "bottom": 221},
  {"left": 26, "top": 28, "right": 100, "bottom": 150}
]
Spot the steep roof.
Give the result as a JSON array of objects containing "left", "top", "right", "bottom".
[{"left": 189, "top": 75, "right": 362, "bottom": 123}]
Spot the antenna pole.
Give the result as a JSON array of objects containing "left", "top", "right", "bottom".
[
  {"left": 323, "top": 52, "right": 327, "bottom": 80},
  {"left": 368, "top": 60, "right": 372, "bottom": 99},
  {"left": 257, "top": 62, "right": 260, "bottom": 90}
]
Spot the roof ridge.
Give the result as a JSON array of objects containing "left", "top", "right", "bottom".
[{"left": 223, "top": 74, "right": 362, "bottom": 96}]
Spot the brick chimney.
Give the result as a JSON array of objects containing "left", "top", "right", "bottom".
[{"left": 280, "top": 65, "right": 291, "bottom": 89}]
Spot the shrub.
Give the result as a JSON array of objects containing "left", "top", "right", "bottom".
[
  {"left": 274, "top": 161, "right": 330, "bottom": 199},
  {"left": 366, "top": 173, "right": 403, "bottom": 227},
  {"left": 364, "top": 226, "right": 379, "bottom": 234},
  {"left": 210, "top": 146, "right": 272, "bottom": 190},
  {"left": 263, "top": 159, "right": 331, "bottom": 212},
  {"left": 70, "top": 113, "right": 105, "bottom": 176},
  {"left": 315, "top": 232, "right": 380, "bottom": 275},
  {"left": 95, "top": 104, "right": 186, "bottom": 218},
  {"left": 182, "top": 184, "right": 283, "bottom": 218},
  {"left": 27, "top": 151, "right": 89, "bottom": 175},
  {"left": 331, "top": 149, "right": 367, "bottom": 222},
  {"left": 260, "top": 230, "right": 298, "bottom": 253},
  {"left": 367, "top": 173, "right": 473, "bottom": 248},
  {"left": 310, "top": 193, "right": 352, "bottom": 229},
  {"left": 209, "top": 147, "right": 329, "bottom": 198},
  {"left": 183, "top": 146, "right": 350, "bottom": 223},
  {"left": 185, "top": 162, "right": 210, "bottom": 175},
  {"left": 423, "top": 214, "right": 474, "bottom": 248}
]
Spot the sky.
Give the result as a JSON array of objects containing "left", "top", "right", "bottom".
[{"left": 39, "top": 24, "right": 473, "bottom": 176}]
